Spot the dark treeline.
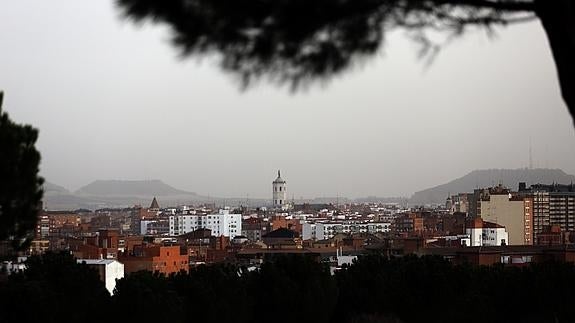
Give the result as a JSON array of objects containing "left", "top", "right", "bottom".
[{"left": 1, "top": 252, "right": 575, "bottom": 323}]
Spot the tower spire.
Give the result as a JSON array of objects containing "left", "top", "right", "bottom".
[{"left": 278, "top": 169, "right": 281, "bottom": 178}]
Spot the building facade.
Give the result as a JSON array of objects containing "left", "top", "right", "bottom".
[
  {"left": 477, "top": 186, "right": 531, "bottom": 245},
  {"left": 169, "top": 209, "right": 242, "bottom": 238},
  {"left": 518, "top": 183, "right": 575, "bottom": 244},
  {"left": 466, "top": 218, "right": 509, "bottom": 246},
  {"left": 394, "top": 213, "right": 424, "bottom": 235},
  {"left": 302, "top": 221, "right": 391, "bottom": 240},
  {"left": 120, "top": 244, "right": 189, "bottom": 275}
]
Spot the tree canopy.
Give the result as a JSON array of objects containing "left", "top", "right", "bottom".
[
  {"left": 0, "top": 92, "right": 44, "bottom": 250},
  {"left": 0, "top": 251, "right": 110, "bottom": 323},
  {"left": 114, "top": 0, "right": 575, "bottom": 124},
  {"left": 3, "top": 253, "right": 575, "bottom": 323}
]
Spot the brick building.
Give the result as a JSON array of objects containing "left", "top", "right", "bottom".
[
  {"left": 518, "top": 183, "right": 575, "bottom": 244},
  {"left": 70, "top": 229, "right": 120, "bottom": 259},
  {"left": 120, "top": 244, "right": 189, "bottom": 275},
  {"left": 394, "top": 213, "right": 424, "bottom": 235}
]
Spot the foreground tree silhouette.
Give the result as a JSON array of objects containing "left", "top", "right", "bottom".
[
  {"left": 115, "top": 0, "right": 575, "bottom": 125},
  {"left": 334, "top": 254, "right": 575, "bottom": 323},
  {"left": 112, "top": 255, "right": 336, "bottom": 323},
  {"left": 0, "top": 251, "right": 110, "bottom": 323},
  {"left": 0, "top": 92, "right": 43, "bottom": 250},
  {"left": 3, "top": 252, "right": 574, "bottom": 323}
]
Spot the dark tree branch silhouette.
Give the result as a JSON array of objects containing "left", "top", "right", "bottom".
[
  {"left": 0, "top": 92, "right": 43, "bottom": 250},
  {"left": 114, "top": 0, "right": 575, "bottom": 125}
]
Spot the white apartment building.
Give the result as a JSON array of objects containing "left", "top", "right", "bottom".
[
  {"left": 169, "top": 209, "right": 242, "bottom": 238},
  {"left": 302, "top": 221, "right": 391, "bottom": 240},
  {"left": 140, "top": 220, "right": 156, "bottom": 235}
]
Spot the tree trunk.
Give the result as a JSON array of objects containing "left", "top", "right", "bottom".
[{"left": 534, "top": 0, "right": 575, "bottom": 127}]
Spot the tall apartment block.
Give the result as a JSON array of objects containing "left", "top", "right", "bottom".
[{"left": 518, "top": 183, "right": 575, "bottom": 244}]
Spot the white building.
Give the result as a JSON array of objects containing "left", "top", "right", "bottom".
[
  {"left": 337, "top": 247, "right": 358, "bottom": 267},
  {"left": 466, "top": 218, "right": 509, "bottom": 246},
  {"left": 1, "top": 256, "right": 28, "bottom": 275},
  {"left": 169, "top": 209, "right": 242, "bottom": 238},
  {"left": 140, "top": 220, "right": 157, "bottom": 235},
  {"left": 330, "top": 248, "right": 359, "bottom": 275},
  {"left": 302, "top": 221, "right": 391, "bottom": 240},
  {"left": 302, "top": 223, "right": 317, "bottom": 240},
  {"left": 77, "top": 259, "right": 124, "bottom": 295},
  {"left": 272, "top": 170, "right": 287, "bottom": 208}
]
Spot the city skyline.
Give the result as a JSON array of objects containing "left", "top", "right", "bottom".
[
  {"left": 3, "top": 1, "right": 575, "bottom": 322},
  {"left": 2, "top": 0, "right": 574, "bottom": 199}
]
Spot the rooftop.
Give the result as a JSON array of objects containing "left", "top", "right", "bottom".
[
  {"left": 273, "top": 170, "right": 286, "bottom": 184},
  {"left": 77, "top": 259, "right": 118, "bottom": 265}
]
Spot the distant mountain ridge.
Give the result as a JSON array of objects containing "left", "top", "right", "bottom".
[
  {"left": 41, "top": 179, "right": 205, "bottom": 210},
  {"left": 76, "top": 179, "right": 195, "bottom": 197},
  {"left": 43, "top": 181, "right": 70, "bottom": 194},
  {"left": 43, "top": 178, "right": 275, "bottom": 210},
  {"left": 43, "top": 169, "right": 575, "bottom": 210},
  {"left": 410, "top": 168, "right": 575, "bottom": 205}
]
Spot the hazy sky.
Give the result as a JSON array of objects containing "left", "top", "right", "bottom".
[{"left": 2, "top": 0, "right": 574, "bottom": 199}]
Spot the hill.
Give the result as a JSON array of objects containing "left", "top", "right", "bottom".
[
  {"left": 410, "top": 168, "right": 575, "bottom": 205},
  {"left": 43, "top": 181, "right": 70, "bottom": 194},
  {"left": 76, "top": 179, "right": 194, "bottom": 197},
  {"left": 41, "top": 179, "right": 207, "bottom": 210}
]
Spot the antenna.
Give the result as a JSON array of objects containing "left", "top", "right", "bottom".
[
  {"left": 545, "top": 144, "right": 549, "bottom": 169},
  {"left": 529, "top": 137, "right": 533, "bottom": 170}
]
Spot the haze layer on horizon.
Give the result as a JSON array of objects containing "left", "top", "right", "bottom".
[{"left": 1, "top": 0, "right": 574, "bottom": 199}]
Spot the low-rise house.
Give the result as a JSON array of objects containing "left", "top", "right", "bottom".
[
  {"left": 77, "top": 259, "right": 124, "bottom": 295},
  {"left": 466, "top": 218, "right": 509, "bottom": 246}
]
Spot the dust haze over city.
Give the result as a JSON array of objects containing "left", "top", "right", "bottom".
[
  {"left": 2, "top": 0, "right": 574, "bottom": 201},
  {"left": 5, "top": 1, "right": 575, "bottom": 323}
]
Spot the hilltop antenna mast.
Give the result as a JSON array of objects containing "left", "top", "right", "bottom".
[
  {"left": 529, "top": 137, "right": 533, "bottom": 170},
  {"left": 545, "top": 144, "right": 549, "bottom": 169}
]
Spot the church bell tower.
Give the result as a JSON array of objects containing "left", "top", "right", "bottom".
[{"left": 272, "top": 170, "right": 287, "bottom": 208}]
